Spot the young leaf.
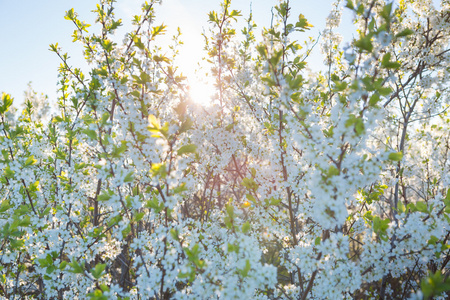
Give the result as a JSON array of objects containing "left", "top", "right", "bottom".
[
  {"left": 69, "top": 260, "right": 84, "bottom": 274},
  {"left": 395, "top": 28, "right": 414, "bottom": 38},
  {"left": 90, "top": 263, "right": 106, "bottom": 279},
  {"left": 177, "top": 144, "right": 197, "bottom": 155},
  {"left": 388, "top": 152, "right": 403, "bottom": 161}
]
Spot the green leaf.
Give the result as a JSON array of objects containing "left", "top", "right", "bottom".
[
  {"left": 415, "top": 201, "right": 428, "bottom": 213},
  {"left": 327, "top": 165, "right": 340, "bottom": 177},
  {"left": 99, "top": 284, "right": 110, "bottom": 292},
  {"left": 388, "top": 152, "right": 403, "bottom": 161},
  {"left": 69, "top": 260, "right": 84, "bottom": 274},
  {"left": 64, "top": 8, "right": 75, "bottom": 21},
  {"left": 133, "top": 35, "right": 145, "bottom": 50},
  {"left": 179, "top": 118, "right": 193, "bottom": 133},
  {"left": 240, "top": 259, "right": 251, "bottom": 277},
  {"left": 229, "top": 9, "right": 241, "bottom": 20},
  {"left": 151, "top": 163, "right": 166, "bottom": 178},
  {"left": 354, "top": 118, "right": 365, "bottom": 135},
  {"left": 153, "top": 55, "right": 170, "bottom": 63},
  {"left": 378, "top": 87, "right": 392, "bottom": 96},
  {"left": 146, "top": 196, "right": 165, "bottom": 213},
  {"left": 333, "top": 81, "right": 348, "bottom": 92},
  {"left": 24, "top": 155, "right": 37, "bottom": 167},
  {"left": 445, "top": 189, "right": 450, "bottom": 201},
  {"left": 109, "top": 20, "right": 122, "bottom": 31},
  {"left": 269, "top": 50, "right": 283, "bottom": 67},
  {"left": 381, "top": 2, "right": 393, "bottom": 21},
  {"left": 356, "top": 3, "right": 364, "bottom": 14},
  {"left": 444, "top": 188, "right": 450, "bottom": 209},
  {"left": 315, "top": 237, "right": 321, "bottom": 245},
  {"left": 38, "top": 258, "right": 49, "bottom": 267},
  {"left": 355, "top": 35, "right": 373, "bottom": 52},
  {"left": 148, "top": 114, "right": 161, "bottom": 130},
  {"left": 246, "top": 194, "right": 256, "bottom": 204},
  {"left": 256, "top": 45, "right": 267, "bottom": 58},
  {"left": 14, "top": 205, "right": 30, "bottom": 216},
  {"left": 82, "top": 129, "right": 97, "bottom": 140},
  {"left": 102, "top": 39, "right": 113, "bottom": 52},
  {"left": 49, "top": 43, "right": 58, "bottom": 52},
  {"left": 111, "top": 142, "right": 128, "bottom": 158},
  {"left": 373, "top": 216, "right": 390, "bottom": 240},
  {"left": 29, "top": 181, "right": 40, "bottom": 192},
  {"left": 421, "top": 271, "right": 450, "bottom": 299},
  {"left": 208, "top": 11, "right": 218, "bottom": 24},
  {"left": 363, "top": 211, "right": 373, "bottom": 221},
  {"left": 170, "top": 229, "right": 179, "bottom": 241},
  {"left": 227, "top": 243, "right": 239, "bottom": 253},
  {"left": 173, "top": 182, "right": 188, "bottom": 194},
  {"left": 395, "top": 28, "right": 414, "bottom": 38},
  {"left": 59, "top": 261, "right": 68, "bottom": 270},
  {"left": 381, "top": 53, "right": 401, "bottom": 69},
  {"left": 428, "top": 235, "right": 439, "bottom": 245},
  {"left": 91, "top": 263, "right": 106, "bottom": 279},
  {"left": 134, "top": 212, "right": 145, "bottom": 222},
  {"left": 242, "top": 178, "right": 258, "bottom": 190},
  {"left": 226, "top": 204, "right": 234, "bottom": 218},
  {"left": 122, "top": 224, "right": 131, "bottom": 238},
  {"left": 10, "top": 239, "right": 25, "bottom": 249},
  {"left": 345, "top": 114, "right": 357, "bottom": 127},
  {"left": 131, "top": 91, "right": 140, "bottom": 99},
  {"left": 269, "top": 197, "right": 281, "bottom": 206},
  {"left": 151, "top": 24, "right": 167, "bottom": 36},
  {"left": 0, "top": 200, "right": 12, "bottom": 213},
  {"left": 177, "top": 144, "right": 197, "bottom": 156},
  {"left": 242, "top": 221, "right": 251, "bottom": 234},
  {"left": 407, "top": 203, "right": 418, "bottom": 213},
  {"left": 18, "top": 216, "right": 31, "bottom": 227},
  {"left": 295, "top": 14, "right": 313, "bottom": 31},
  {"left": 97, "top": 193, "right": 111, "bottom": 202},
  {"left": 345, "top": 0, "right": 354, "bottom": 10},
  {"left": 0, "top": 93, "right": 13, "bottom": 114},
  {"left": 397, "top": 201, "right": 406, "bottom": 214},
  {"left": 124, "top": 171, "right": 134, "bottom": 183},
  {"left": 46, "top": 265, "right": 56, "bottom": 274},
  {"left": 4, "top": 166, "right": 15, "bottom": 178},
  {"left": 100, "top": 112, "right": 110, "bottom": 125},
  {"left": 369, "top": 93, "right": 380, "bottom": 106}
]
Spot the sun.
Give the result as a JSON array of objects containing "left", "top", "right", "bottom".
[{"left": 187, "top": 77, "right": 216, "bottom": 106}]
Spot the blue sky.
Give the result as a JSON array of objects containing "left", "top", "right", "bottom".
[{"left": 0, "top": 0, "right": 353, "bottom": 105}]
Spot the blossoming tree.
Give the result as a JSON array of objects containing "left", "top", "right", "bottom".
[{"left": 1, "top": 0, "right": 450, "bottom": 299}]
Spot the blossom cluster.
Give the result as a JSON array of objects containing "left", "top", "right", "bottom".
[{"left": 1, "top": 0, "right": 450, "bottom": 299}]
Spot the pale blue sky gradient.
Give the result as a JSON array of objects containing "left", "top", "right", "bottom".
[{"left": 0, "top": 0, "right": 354, "bottom": 105}]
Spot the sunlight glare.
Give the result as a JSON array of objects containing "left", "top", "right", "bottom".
[{"left": 188, "top": 78, "right": 216, "bottom": 106}]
